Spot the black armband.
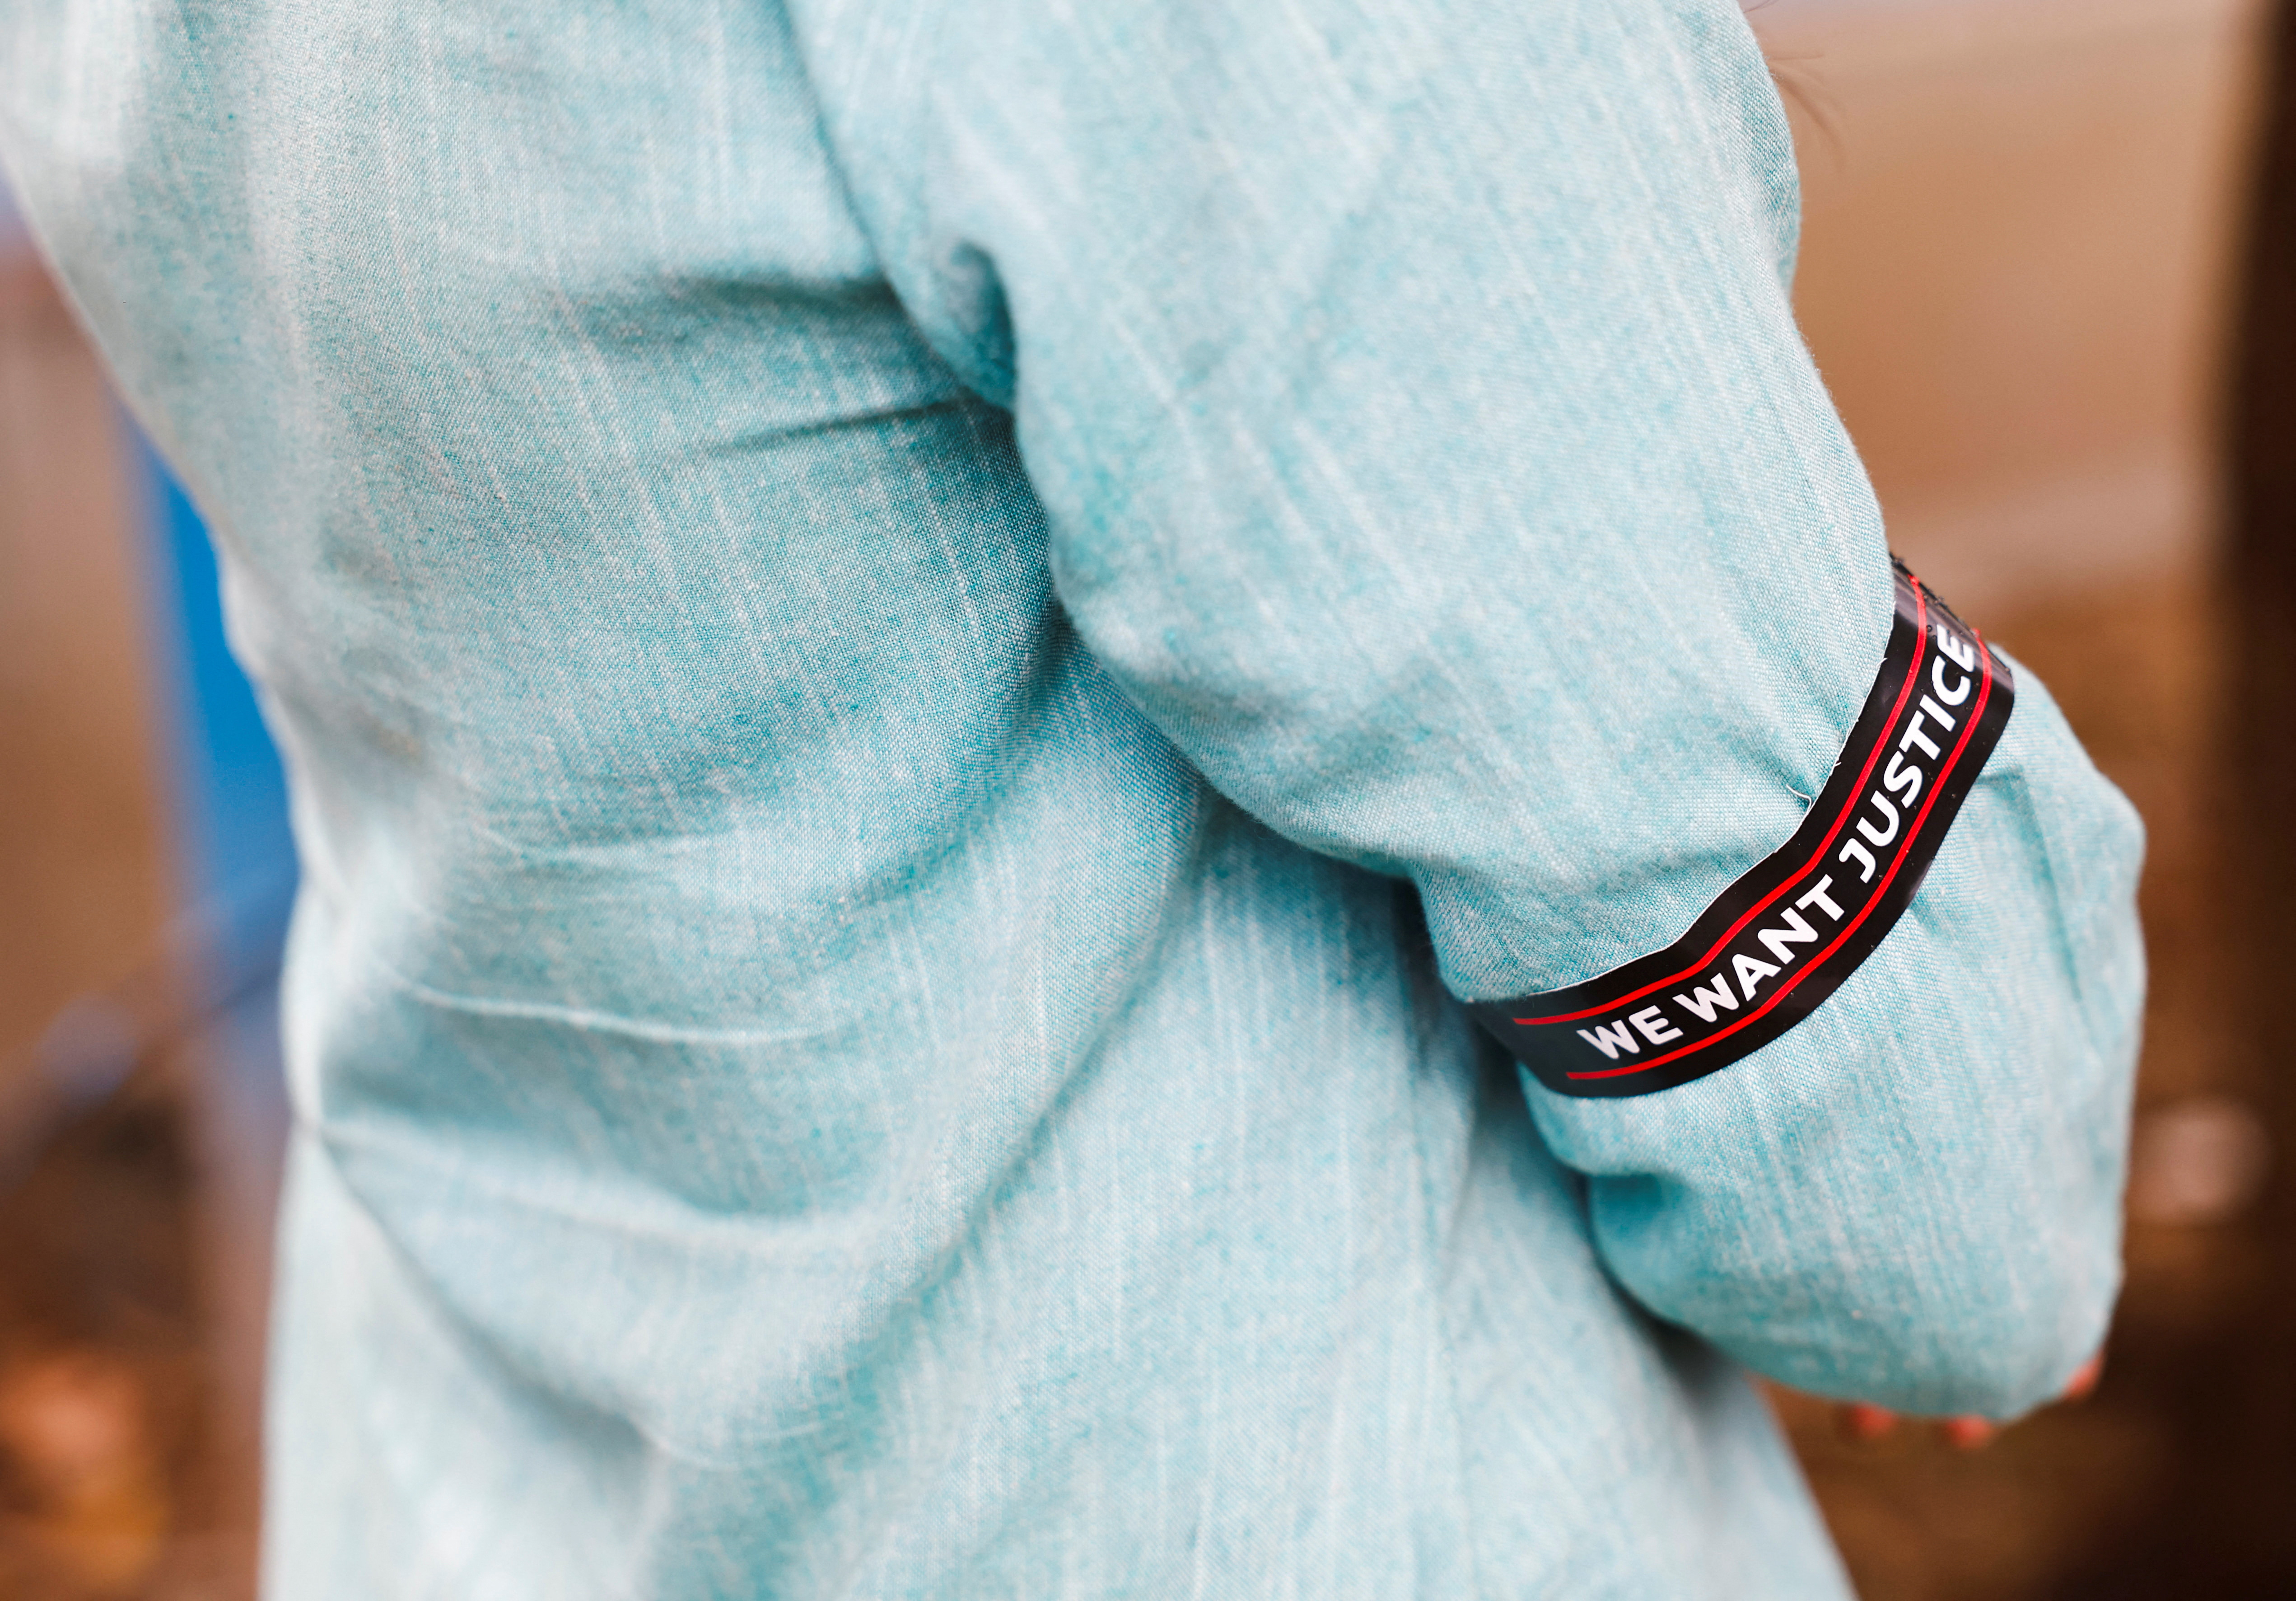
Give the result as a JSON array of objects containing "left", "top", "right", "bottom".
[{"left": 1471, "top": 559, "right": 2013, "bottom": 1099}]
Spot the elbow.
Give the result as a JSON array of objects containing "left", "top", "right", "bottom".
[
  {"left": 1790, "top": 1229, "right": 2121, "bottom": 1419},
  {"left": 1606, "top": 1195, "right": 2125, "bottom": 1420}
]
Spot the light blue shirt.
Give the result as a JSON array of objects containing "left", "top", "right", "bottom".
[{"left": 0, "top": 0, "right": 2143, "bottom": 1593}]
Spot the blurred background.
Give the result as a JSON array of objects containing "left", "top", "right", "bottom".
[{"left": 1, "top": 0, "right": 2293, "bottom": 1594}]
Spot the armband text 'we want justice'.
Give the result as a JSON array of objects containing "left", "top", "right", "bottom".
[{"left": 1470, "top": 560, "right": 2014, "bottom": 1099}]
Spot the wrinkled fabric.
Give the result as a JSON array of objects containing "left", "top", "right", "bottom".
[{"left": 0, "top": 0, "right": 2143, "bottom": 1594}]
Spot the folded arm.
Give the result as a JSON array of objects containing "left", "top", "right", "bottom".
[{"left": 790, "top": 0, "right": 2144, "bottom": 1416}]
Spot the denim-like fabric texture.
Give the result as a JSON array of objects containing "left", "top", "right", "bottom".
[{"left": 0, "top": 0, "right": 2143, "bottom": 1593}]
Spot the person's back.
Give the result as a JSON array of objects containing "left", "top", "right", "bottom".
[{"left": 0, "top": 0, "right": 2143, "bottom": 1593}]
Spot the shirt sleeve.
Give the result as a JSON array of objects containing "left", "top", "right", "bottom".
[{"left": 784, "top": 0, "right": 2145, "bottom": 1415}]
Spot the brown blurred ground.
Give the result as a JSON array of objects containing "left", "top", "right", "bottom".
[{"left": 0, "top": 2, "right": 2287, "bottom": 1596}]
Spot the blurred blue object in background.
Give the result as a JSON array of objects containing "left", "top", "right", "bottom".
[{"left": 139, "top": 440, "right": 297, "bottom": 932}]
